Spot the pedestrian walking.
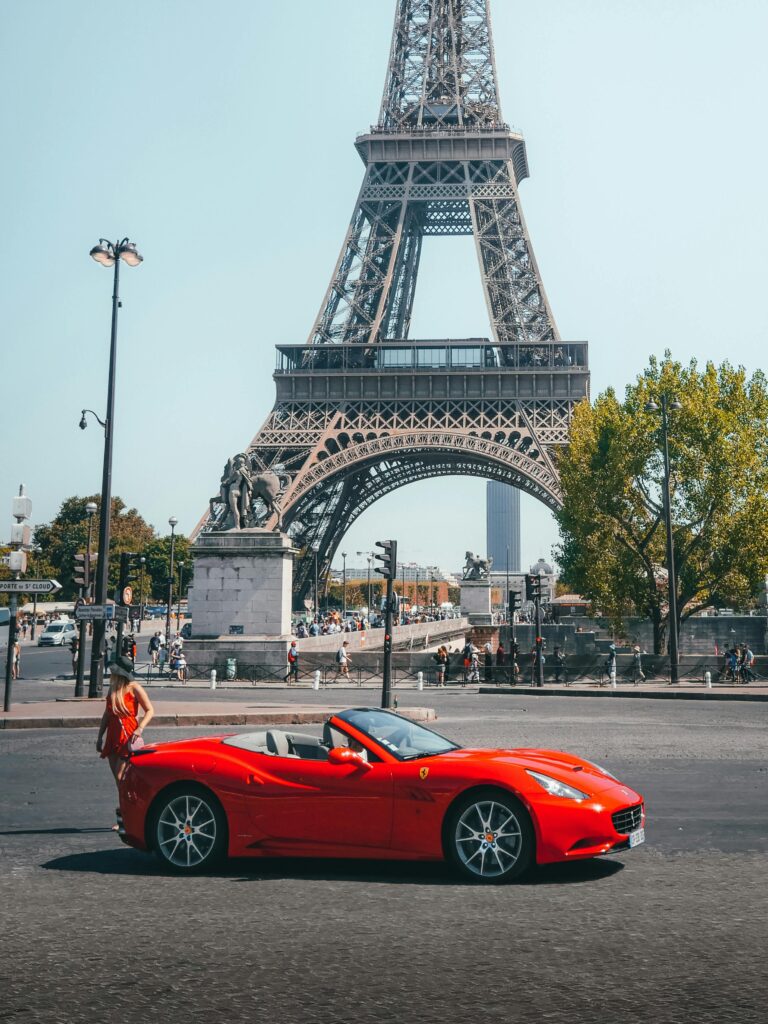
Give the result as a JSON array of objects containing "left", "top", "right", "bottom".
[
  {"left": 434, "top": 645, "right": 448, "bottom": 686},
  {"left": 96, "top": 655, "right": 155, "bottom": 818},
  {"left": 335, "top": 640, "right": 351, "bottom": 679},
  {"left": 70, "top": 635, "right": 79, "bottom": 677},
  {"left": 11, "top": 640, "right": 21, "bottom": 680},
  {"left": 483, "top": 640, "right": 493, "bottom": 683},
  {"left": 553, "top": 645, "right": 566, "bottom": 683},
  {"left": 742, "top": 645, "right": 756, "bottom": 683},
  {"left": 148, "top": 631, "right": 161, "bottom": 667},
  {"left": 632, "top": 645, "right": 645, "bottom": 684},
  {"left": 287, "top": 641, "right": 300, "bottom": 684},
  {"left": 468, "top": 645, "right": 480, "bottom": 683}
]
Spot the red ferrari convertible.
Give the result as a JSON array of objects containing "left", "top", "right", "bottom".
[{"left": 118, "top": 708, "right": 645, "bottom": 883}]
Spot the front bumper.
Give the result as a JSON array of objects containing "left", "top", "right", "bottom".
[{"left": 533, "top": 791, "right": 645, "bottom": 864}]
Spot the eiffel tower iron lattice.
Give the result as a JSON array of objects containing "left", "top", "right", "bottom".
[{"left": 201, "top": 0, "right": 590, "bottom": 608}]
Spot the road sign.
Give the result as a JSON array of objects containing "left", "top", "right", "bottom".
[
  {"left": 75, "top": 604, "right": 128, "bottom": 622},
  {"left": 0, "top": 578, "right": 61, "bottom": 594}
]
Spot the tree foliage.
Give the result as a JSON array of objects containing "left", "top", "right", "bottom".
[
  {"left": 555, "top": 355, "right": 768, "bottom": 651},
  {"left": 31, "top": 496, "right": 192, "bottom": 602}
]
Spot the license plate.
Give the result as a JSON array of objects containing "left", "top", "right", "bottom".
[{"left": 628, "top": 827, "right": 645, "bottom": 848}]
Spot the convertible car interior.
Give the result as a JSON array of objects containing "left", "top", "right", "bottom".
[{"left": 222, "top": 729, "right": 331, "bottom": 760}]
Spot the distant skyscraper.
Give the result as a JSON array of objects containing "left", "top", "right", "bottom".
[{"left": 486, "top": 482, "right": 521, "bottom": 572}]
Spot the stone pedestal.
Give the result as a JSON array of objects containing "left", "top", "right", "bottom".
[
  {"left": 460, "top": 579, "right": 493, "bottom": 626},
  {"left": 185, "top": 529, "right": 296, "bottom": 680},
  {"left": 188, "top": 528, "right": 295, "bottom": 639}
]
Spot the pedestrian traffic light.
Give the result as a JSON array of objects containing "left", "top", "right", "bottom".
[
  {"left": 525, "top": 574, "right": 542, "bottom": 602},
  {"left": 374, "top": 539, "right": 398, "bottom": 580}
]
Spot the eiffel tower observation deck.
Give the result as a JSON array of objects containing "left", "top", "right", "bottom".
[{"left": 202, "top": 0, "right": 589, "bottom": 607}]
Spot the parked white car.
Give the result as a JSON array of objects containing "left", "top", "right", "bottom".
[{"left": 37, "top": 620, "right": 77, "bottom": 647}]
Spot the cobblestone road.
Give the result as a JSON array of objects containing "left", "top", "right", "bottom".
[{"left": 1, "top": 696, "right": 766, "bottom": 1023}]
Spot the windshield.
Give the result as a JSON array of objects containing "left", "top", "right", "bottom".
[
  {"left": 336, "top": 708, "right": 460, "bottom": 761},
  {"left": 47, "top": 625, "right": 64, "bottom": 633}
]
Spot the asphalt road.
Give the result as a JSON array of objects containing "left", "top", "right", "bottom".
[{"left": 1, "top": 694, "right": 766, "bottom": 1023}]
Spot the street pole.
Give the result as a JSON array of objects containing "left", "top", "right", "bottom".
[
  {"left": 75, "top": 503, "right": 97, "bottom": 697},
  {"left": 535, "top": 588, "right": 544, "bottom": 687},
  {"left": 401, "top": 562, "right": 405, "bottom": 621},
  {"left": 313, "top": 548, "right": 319, "bottom": 620},
  {"left": 3, "top": 591, "right": 18, "bottom": 713},
  {"left": 87, "top": 238, "right": 142, "bottom": 698},
  {"left": 661, "top": 397, "right": 680, "bottom": 684},
  {"left": 165, "top": 517, "right": 178, "bottom": 650},
  {"left": 377, "top": 539, "right": 397, "bottom": 709},
  {"left": 367, "top": 558, "right": 372, "bottom": 618},
  {"left": 30, "top": 547, "right": 41, "bottom": 642},
  {"left": 505, "top": 545, "right": 510, "bottom": 624},
  {"left": 341, "top": 552, "right": 347, "bottom": 617},
  {"left": 508, "top": 589, "right": 516, "bottom": 686},
  {"left": 138, "top": 556, "right": 145, "bottom": 633},
  {"left": 176, "top": 561, "right": 184, "bottom": 635},
  {"left": 645, "top": 395, "right": 682, "bottom": 684}
]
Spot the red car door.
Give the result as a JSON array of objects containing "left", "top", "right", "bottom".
[{"left": 246, "top": 754, "right": 394, "bottom": 851}]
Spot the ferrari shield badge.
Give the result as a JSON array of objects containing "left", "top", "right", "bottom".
[{"left": 419, "top": 767, "right": 430, "bottom": 780}]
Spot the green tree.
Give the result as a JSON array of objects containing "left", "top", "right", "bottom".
[
  {"left": 556, "top": 355, "right": 768, "bottom": 652},
  {"left": 34, "top": 496, "right": 156, "bottom": 601},
  {"left": 141, "top": 535, "right": 193, "bottom": 602}
]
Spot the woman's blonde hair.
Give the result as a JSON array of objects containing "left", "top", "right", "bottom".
[{"left": 108, "top": 673, "right": 132, "bottom": 715}]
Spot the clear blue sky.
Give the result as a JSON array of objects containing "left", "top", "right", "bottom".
[{"left": 2, "top": 0, "right": 767, "bottom": 573}]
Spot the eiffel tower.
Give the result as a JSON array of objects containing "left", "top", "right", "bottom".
[{"left": 204, "top": 0, "right": 589, "bottom": 606}]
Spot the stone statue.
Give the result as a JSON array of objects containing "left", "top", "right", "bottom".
[
  {"left": 462, "top": 551, "right": 493, "bottom": 580},
  {"left": 208, "top": 454, "right": 292, "bottom": 531},
  {"left": 210, "top": 454, "right": 253, "bottom": 530}
]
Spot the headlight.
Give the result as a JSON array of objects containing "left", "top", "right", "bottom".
[
  {"left": 584, "top": 759, "right": 617, "bottom": 780},
  {"left": 526, "top": 770, "right": 589, "bottom": 801}
]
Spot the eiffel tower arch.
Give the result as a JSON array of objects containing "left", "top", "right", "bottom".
[{"left": 203, "top": 0, "right": 589, "bottom": 606}]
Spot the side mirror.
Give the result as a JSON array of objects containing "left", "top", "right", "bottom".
[{"left": 328, "top": 747, "right": 371, "bottom": 770}]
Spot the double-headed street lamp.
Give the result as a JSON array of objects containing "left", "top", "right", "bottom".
[
  {"left": 341, "top": 551, "right": 347, "bottom": 617},
  {"left": 86, "top": 238, "right": 143, "bottom": 696},
  {"left": 165, "top": 516, "right": 178, "bottom": 649},
  {"left": 311, "top": 542, "right": 320, "bottom": 620},
  {"left": 645, "top": 394, "right": 682, "bottom": 684}
]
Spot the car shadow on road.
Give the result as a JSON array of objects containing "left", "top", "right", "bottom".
[{"left": 40, "top": 847, "right": 624, "bottom": 886}]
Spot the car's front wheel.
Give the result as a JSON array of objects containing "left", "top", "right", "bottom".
[
  {"left": 151, "top": 786, "right": 227, "bottom": 873},
  {"left": 446, "top": 789, "right": 534, "bottom": 883}
]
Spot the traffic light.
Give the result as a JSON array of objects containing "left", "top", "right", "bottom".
[
  {"left": 508, "top": 589, "right": 520, "bottom": 617},
  {"left": 374, "top": 539, "right": 398, "bottom": 580},
  {"left": 74, "top": 551, "right": 97, "bottom": 595},
  {"left": 118, "top": 552, "right": 139, "bottom": 606},
  {"left": 525, "top": 574, "right": 542, "bottom": 602}
]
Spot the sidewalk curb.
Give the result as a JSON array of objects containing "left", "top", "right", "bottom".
[
  {"left": 478, "top": 686, "right": 768, "bottom": 702},
  {"left": 0, "top": 706, "right": 437, "bottom": 731}
]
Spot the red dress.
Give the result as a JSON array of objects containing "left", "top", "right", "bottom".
[{"left": 101, "top": 689, "right": 140, "bottom": 758}]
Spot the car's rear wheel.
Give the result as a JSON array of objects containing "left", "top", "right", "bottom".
[
  {"left": 151, "top": 786, "right": 227, "bottom": 873},
  {"left": 446, "top": 789, "right": 534, "bottom": 883}
]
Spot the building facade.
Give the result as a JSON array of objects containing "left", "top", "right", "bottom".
[{"left": 486, "top": 482, "right": 521, "bottom": 572}]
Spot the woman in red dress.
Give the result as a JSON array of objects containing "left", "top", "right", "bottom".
[{"left": 96, "top": 655, "right": 155, "bottom": 789}]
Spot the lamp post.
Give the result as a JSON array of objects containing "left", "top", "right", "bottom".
[
  {"left": 138, "top": 556, "right": 146, "bottom": 633},
  {"left": 86, "top": 238, "right": 143, "bottom": 697},
  {"left": 505, "top": 544, "right": 510, "bottom": 624},
  {"left": 165, "top": 516, "right": 178, "bottom": 652},
  {"left": 356, "top": 550, "right": 374, "bottom": 618},
  {"left": 312, "top": 543, "right": 320, "bottom": 620},
  {"left": 74, "top": 502, "right": 97, "bottom": 697},
  {"left": 176, "top": 561, "right": 185, "bottom": 636},
  {"left": 645, "top": 395, "right": 683, "bottom": 684},
  {"left": 341, "top": 551, "right": 347, "bottom": 617},
  {"left": 29, "top": 545, "right": 42, "bottom": 642}
]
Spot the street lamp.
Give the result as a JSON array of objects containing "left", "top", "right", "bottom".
[
  {"left": 138, "top": 556, "right": 146, "bottom": 633},
  {"left": 86, "top": 237, "right": 143, "bottom": 697},
  {"left": 357, "top": 551, "right": 374, "bottom": 617},
  {"left": 74, "top": 501, "right": 97, "bottom": 697},
  {"left": 165, "top": 516, "right": 178, "bottom": 651},
  {"left": 341, "top": 551, "right": 347, "bottom": 617},
  {"left": 176, "top": 561, "right": 185, "bottom": 636},
  {"left": 311, "top": 542, "right": 320, "bottom": 620},
  {"left": 645, "top": 395, "right": 683, "bottom": 684},
  {"left": 29, "top": 545, "right": 42, "bottom": 642}
]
